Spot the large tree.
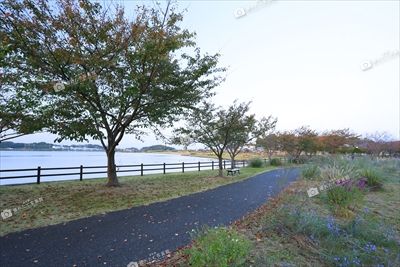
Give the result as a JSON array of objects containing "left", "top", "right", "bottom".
[
  {"left": 1, "top": 0, "right": 224, "bottom": 186},
  {"left": 0, "top": 41, "right": 46, "bottom": 141},
  {"left": 0, "top": 88, "right": 45, "bottom": 142},
  {"left": 173, "top": 101, "right": 251, "bottom": 177}
]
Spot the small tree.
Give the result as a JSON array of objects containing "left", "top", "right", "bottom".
[
  {"left": 277, "top": 131, "right": 300, "bottom": 161},
  {"left": 1, "top": 0, "right": 223, "bottom": 186},
  {"left": 365, "top": 132, "right": 392, "bottom": 157},
  {"left": 320, "top": 129, "right": 359, "bottom": 154},
  {"left": 256, "top": 133, "right": 279, "bottom": 161},
  {"left": 296, "top": 126, "right": 318, "bottom": 157},
  {"left": 225, "top": 105, "right": 276, "bottom": 168},
  {"left": 169, "top": 134, "right": 193, "bottom": 151},
  {"left": 385, "top": 141, "right": 400, "bottom": 157},
  {"left": 277, "top": 127, "right": 320, "bottom": 161},
  {"left": 174, "top": 102, "right": 251, "bottom": 177}
]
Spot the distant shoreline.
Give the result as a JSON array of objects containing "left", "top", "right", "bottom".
[
  {"left": 0, "top": 149, "right": 103, "bottom": 152},
  {"left": 0, "top": 142, "right": 176, "bottom": 153}
]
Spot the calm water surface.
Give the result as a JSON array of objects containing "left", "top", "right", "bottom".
[{"left": 0, "top": 151, "right": 214, "bottom": 185}]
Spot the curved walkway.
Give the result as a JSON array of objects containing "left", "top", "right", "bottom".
[{"left": 0, "top": 168, "right": 299, "bottom": 267}]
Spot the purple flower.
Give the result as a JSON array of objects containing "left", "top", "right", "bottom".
[
  {"left": 356, "top": 178, "right": 368, "bottom": 190},
  {"left": 326, "top": 217, "right": 341, "bottom": 235},
  {"left": 333, "top": 256, "right": 353, "bottom": 267},
  {"left": 364, "top": 242, "right": 377, "bottom": 253},
  {"left": 352, "top": 257, "right": 361, "bottom": 266}
]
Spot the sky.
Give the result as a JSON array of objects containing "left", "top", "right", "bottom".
[{"left": 11, "top": 0, "right": 400, "bottom": 148}]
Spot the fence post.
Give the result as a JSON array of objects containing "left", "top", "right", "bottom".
[
  {"left": 163, "top": 163, "right": 166, "bottom": 174},
  {"left": 80, "top": 165, "right": 83, "bottom": 181},
  {"left": 141, "top": 163, "right": 143, "bottom": 176},
  {"left": 37, "top": 166, "right": 41, "bottom": 184},
  {"left": 212, "top": 161, "right": 214, "bottom": 170},
  {"left": 198, "top": 161, "right": 200, "bottom": 171},
  {"left": 223, "top": 160, "right": 226, "bottom": 169},
  {"left": 182, "top": 162, "right": 185, "bottom": 173},
  {"left": 243, "top": 160, "right": 245, "bottom": 167}
]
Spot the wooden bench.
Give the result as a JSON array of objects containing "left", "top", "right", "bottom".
[{"left": 227, "top": 168, "right": 240, "bottom": 176}]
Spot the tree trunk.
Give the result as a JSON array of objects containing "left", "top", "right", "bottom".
[
  {"left": 268, "top": 151, "right": 272, "bottom": 162},
  {"left": 230, "top": 156, "right": 235, "bottom": 169},
  {"left": 106, "top": 147, "right": 119, "bottom": 187},
  {"left": 218, "top": 157, "right": 223, "bottom": 177}
]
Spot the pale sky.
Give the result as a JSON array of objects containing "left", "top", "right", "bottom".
[{"left": 12, "top": 0, "right": 400, "bottom": 148}]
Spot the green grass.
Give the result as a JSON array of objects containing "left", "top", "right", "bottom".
[
  {"left": 0, "top": 166, "right": 275, "bottom": 236},
  {"left": 184, "top": 226, "right": 251, "bottom": 267}
]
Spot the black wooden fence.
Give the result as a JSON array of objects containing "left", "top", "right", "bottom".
[{"left": 0, "top": 159, "right": 249, "bottom": 185}]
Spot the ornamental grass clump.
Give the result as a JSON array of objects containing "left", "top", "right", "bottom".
[
  {"left": 325, "top": 186, "right": 364, "bottom": 217},
  {"left": 320, "top": 161, "right": 358, "bottom": 181},
  {"left": 359, "top": 169, "right": 384, "bottom": 191},
  {"left": 301, "top": 164, "right": 321, "bottom": 180}
]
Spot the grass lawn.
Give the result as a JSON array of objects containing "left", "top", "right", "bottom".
[
  {"left": 163, "top": 157, "right": 400, "bottom": 267},
  {"left": 0, "top": 166, "right": 275, "bottom": 236}
]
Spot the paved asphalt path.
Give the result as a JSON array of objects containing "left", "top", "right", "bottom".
[{"left": 0, "top": 168, "right": 299, "bottom": 267}]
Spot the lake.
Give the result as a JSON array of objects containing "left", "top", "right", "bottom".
[{"left": 0, "top": 151, "right": 215, "bottom": 185}]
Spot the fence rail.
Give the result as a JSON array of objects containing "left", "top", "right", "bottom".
[{"left": 0, "top": 159, "right": 249, "bottom": 185}]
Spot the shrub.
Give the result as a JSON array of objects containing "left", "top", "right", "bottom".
[
  {"left": 248, "top": 158, "right": 264, "bottom": 168},
  {"left": 184, "top": 227, "right": 251, "bottom": 267},
  {"left": 359, "top": 169, "right": 383, "bottom": 190},
  {"left": 269, "top": 158, "right": 282, "bottom": 166},
  {"left": 301, "top": 164, "right": 320, "bottom": 180}
]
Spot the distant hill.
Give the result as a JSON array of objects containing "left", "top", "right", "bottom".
[
  {"left": 120, "top": 147, "right": 139, "bottom": 152},
  {"left": 140, "top": 145, "right": 176, "bottom": 152}
]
